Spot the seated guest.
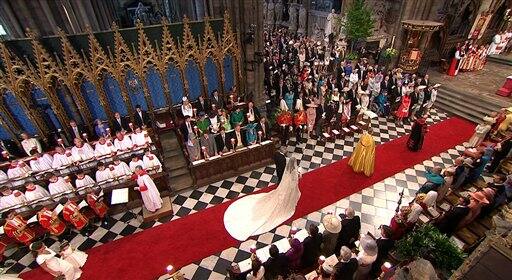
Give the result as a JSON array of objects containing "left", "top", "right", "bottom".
[
  {"left": 209, "top": 112, "right": 220, "bottom": 133},
  {"left": 333, "top": 246, "right": 358, "bottom": 280},
  {"left": 133, "top": 165, "right": 162, "bottom": 212},
  {"left": 264, "top": 244, "right": 290, "bottom": 280},
  {"left": 52, "top": 147, "right": 74, "bottom": 169},
  {"left": 200, "top": 132, "right": 218, "bottom": 157},
  {"left": 356, "top": 235, "right": 378, "bottom": 280},
  {"left": 301, "top": 224, "right": 323, "bottom": 269},
  {"left": 246, "top": 101, "right": 260, "bottom": 123},
  {"left": 245, "top": 122, "right": 258, "bottom": 145},
  {"left": 131, "top": 127, "right": 150, "bottom": 147},
  {"left": 31, "top": 241, "right": 78, "bottom": 280},
  {"left": 196, "top": 112, "right": 210, "bottom": 134},
  {"left": 129, "top": 156, "right": 145, "bottom": 172},
  {"left": 25, "top": 182, "right": 50, "bottom": 201},
  {"left": 371, "top": 225, "right": 395, "bottom": 276},
  {"left": 4, "top": 211, "right": 35, "bottom": 245},
  {"left": 408, "top": 194, "right": 426, "bottom": 224},
  {"left": 29, "top": 151, "right": 53, "bottom": 172},
  {"left": 112, "top": 112, "right": 129, "bottom": 133},
  {"left": 69, "top": 120, "right": 87, "bottom": 140},
  {"left": 112, "top": 157, "right": 132, "bottom": 177},
  {"left": 94, "top": 119, "right": 110, "bottom": 138},
  {"left": 186, "top": 128, "right": 201, "bottom": 162},
  {"left": 95, "top": 162, "right": 114, "bottom": 183},
  {"left": 7, "top": 160, "right": 31, "bottom": 179},
  {"left": 71, "top": 138, "right": 95, "bottom": 162},
  {"left": 180, "top": 115, "right": 196, "bottom": 143},
  {"left": 21, "top": 132, "right": 42, "bottom": 156},
  {"left": 63, "top": 198, "right": 89, "bottom": 231},
  {"left": 246, "top": 258, "right": 265, "bottom": 280},
  {"left": 181, "top": 97, "right": 193, "bottom": 118},
  {"left": 134, "top": 105, "right": 151, "bottom": 127},
  {"left": 335, "top": 207, "right": 361, "bottom": 255},
  {"left": 417, "top": 166, "right": 444, "bottom": 194},
  {"left": 458, "top": 191, "right": 489, "bottom": 228},
  {"left": 37, "top": 207, "right": 66, "bottom": 237},
  {"left": 434, "top": 196, "right": 470, "bottom": 235},
  {"left": 0, "top": 186, "right": 27, "bottom": 208},
  {"left": 75, "top": 170, "right": 96, "bottom": 188},
  {"left": 321, "top": 214, "right": 342, "bottom": 257},
  {"left": 285, "top": 238, "right": 304, "bottom": 271},
  {"left": 215, "top": 127, "right": 232, "bottom": 154},
  {"left": 47, "top": 173, "right": 74, "bottom": 195},
  {"left": 231, "top": 106, "right": 245, "bottom": 127},
  {"left": 195, "top": 95, "right": 210, "bottom": 114},
  {"left": 114, "top": 132, "right": 134, "bottom": 151},
  {"left": 232, "top": 124, "right": 248, "bottom": 149},
  {"left": 256, "top": 117, "right": 270, "bottom": 141},
  {"left": 143, "top": 149, "right": 162, "bottom": 172},
  {"left": 437, "top": 169, "right": 454, "bottom": 202},
  {"left": 94, "top": 137, "right": 117, "bottom": 157},
  {"left": 465, "top": 147, "right": 493, "bottom": 184}
]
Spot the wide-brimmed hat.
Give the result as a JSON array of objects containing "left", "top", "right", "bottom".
[
  {"left": 469, "top": 191, "right": 489, "bottom": 204},
  {"left": 322, "top": 214, "right": 342, "bottom": 233},
  {"left": 360, "top": 235, "right": 378, "bottom": 256},
  {"left": 506, "top": 107, "right": 512, "bottom": 112}
]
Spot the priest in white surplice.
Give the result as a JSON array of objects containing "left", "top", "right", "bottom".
[
  {"left": 24, "top": 182, "right": 50, "bottom": 201},
  {"left": 133, "top": 165, "right": 162, "bottom": 212},
  {"left": 94, "top": 137, "right": 117, "bottom": 157},
  {"left": 21, "top": 132, "right": 42, "bottom": 156},
  {"left": 7, "top": 161, "right": 31, "bottom": 179},
  {"left": 112, "top": 157, "right": 132, "bottom": 178},
  {"left": 52, "top": 147, "right": 74, "bottom": 169},
  {"left": 131, "top": 127, "right": 151, "bottom": 147},
  {"left": 71, "top": 138, "right": 95, "bottom": 162},
  {"left": 143, "top": 150, "right": 162, "bottom": 172},
  {"left": 0, "top": 186, "right": 27, "bottom": 209},
  {"left": 129, "top": 156, "right": 145, "bottom": 172},
  {"left": 75, "top": 170, "right": 96, "bottom": 188},
  {"left": 95, "top": 162, "right": 114, "bottom": 183},
  {"left": 30, "top": 153, "right": 53, "bottom": 172},
  {"left": 114, "top": 132, "right": 134, "bottom": 151},
  {"left": 48, "top": 174, "right": 74, "bottom": 195}
]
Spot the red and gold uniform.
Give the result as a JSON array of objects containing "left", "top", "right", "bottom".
[
  {"left": 3, "top": 214, "right": 35, "bottom": 245},
  {"left": 37, "top": 207, "right": 66, "bottom": 236},
  {"left": 86, "top": 193, "right": 108, "bottom": 218},
  {"left": 62, "top": 201, "right": 88, "bottom": 230}
]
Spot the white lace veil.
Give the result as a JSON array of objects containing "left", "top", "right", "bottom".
[{"left": 285, "top": 156, "right": 297, "bottom": 174}]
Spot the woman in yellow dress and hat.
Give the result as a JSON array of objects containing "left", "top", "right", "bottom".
[{"left": 348, "top": 130, "right": 376, "bottom": 176}]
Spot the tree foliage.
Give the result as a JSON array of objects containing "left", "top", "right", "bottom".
[{"left": 345, "top": 0, "right": 375, "bottom": 43}]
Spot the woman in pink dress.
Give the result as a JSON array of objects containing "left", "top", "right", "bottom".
[{"left": 395, "top": 92, "right": 411, "bottom": 125}]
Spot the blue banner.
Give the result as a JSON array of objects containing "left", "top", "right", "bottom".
[
  {"left": 31, "top": 87, "right": 62, "bottom": 131},
  {"left": 3, "top": 91, "right": 38, "bottom": 135},
  {"left": 205, "top": 57, "right": 219, "bottom": 96},
  {"left": 167, "top": 64, "right": 185, "bottom": 104},
  {"left": 81, "top": 80, "right": 108, "bottom": 120},
  {"left": 223, "top": 55, "right": 234, "bottom": 92},
  {"left": 103, "top": 74, "right": 128, "bottom": 116},
  {"left": 146, "top": 66, "right": 167, "bottom": 109},
  {"left": 185, "top": 60, "right": 202, "bottom": 101}
]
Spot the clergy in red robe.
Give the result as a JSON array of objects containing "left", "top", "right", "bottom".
[
  {"left": 62, "top": 200, "right": 88, "bottom": 230},
  {"left": 86, "top": 193, "right": 108, "bottom": 219},
  {"left": 4, "top": 212, "right": 35, "bottom": 245},
  {"left": 37, "top": 207, "right": 66, "bottom": 236}
]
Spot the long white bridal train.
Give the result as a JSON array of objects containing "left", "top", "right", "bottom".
[{"left": 223, "top": 157, "right": 302, "bottom": 241}]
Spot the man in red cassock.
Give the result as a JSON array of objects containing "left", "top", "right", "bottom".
[
  {"left": 62, "top": 200, "right": 88, "bottom": 231},
  {"left": 4, "top": 211, "right": 35, "bottom": 245},
  {"left": 37, "top": 207, "right": 67, "bottom": 237}
]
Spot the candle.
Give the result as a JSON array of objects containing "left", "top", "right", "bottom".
[
  {"left": 193, "top": 108, "right": 197, "bottom": 117},
  {"left": 257, "top": 131, "right": 262, "bottom": 143},
  {"left": 391, "top": 35, "right": 395, "bottom": 48}
]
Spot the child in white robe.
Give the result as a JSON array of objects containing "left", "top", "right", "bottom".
[
  {"left": 95, "top": 162, "right": 114, "bottom": 182},
  {"left": 60, "top": 240, "right": 88, "bottom": 276},
  {"left": 131, "top": 127, "right": 151, "bottom": 146},
  {"left": 133, "top": 166, "right": 162, "bottom": 212},
  {"left": 71, "top": 138, "right": 95, "bottom": 162},
  {"left": 112, "top": 158, "right": 132, "bottom": 178},
  {"left": 0, "top": 169, "right": 8, "bottom": 182},
  {"left": 75, "top": 171, "right": 96, "bottom": 188},
  {"left": 129, "top": 156, "right": 145, "bottom": 172},
  {"left": 52, "top": 147, "right": 74, "bottom": 169},
  {"left": 143, "top": 150, "right": 162, "bottom": 172},
  {"left": 24, "top": 183, "right": 50, "bottom": 201},
  {"left": 7, "top": 161, "right": 31, "bottom": 179},
  {"left": 94, "top": 137, "right": 117, "bottom": 157},
  {"left": 48, "top": 174, "right": 74, "bottom": 195},
  {"left": 114, "top": 132, "right": 134, "bottom": 151},
  {"left": 0, "top": 187, "right": 27, "bottom": 208},
  {"left": 30, "top": 153, "right": 53, "bottom": 172}
]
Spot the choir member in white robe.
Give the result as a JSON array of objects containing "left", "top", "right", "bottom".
[
  {"left": 75, "top": 171, "right": 96, "bottom": 189},
  {"left": 95, "top": 162, "right": 114, "bottom": 183},
  {"left": 71, "top": 138, "right": 95, "bottom": 162},
  {"left": 0, "top": 169, "right": 8, "bottom": 183},
  {"left": 21, "top": 132, "right": 42, "bottom": 156},
  {"left": 0, "top": 187, "right": 27, "bottom": 209},
  {"left": 134, "top": 166, "right": 162, "bottom": 212},
  {"left": 94, "top": 137, "right": 117, "bottom": 157},
  {"left": 52, "top": 147, "right": 74, "bottom": 169},
  {"left": 112, "top": 157, "right": 132, "bottom": 178},
  {"left": 30, "top": 153, "right": 54, "bottom": 173},
  {"left": 114, "top": 132, "right": 134, "bottom": 151},
  {"left": 48, "top": 174, "right": 74, "bottom": 195},
  {"left": 129, "top": 156, "right": 145, "bottom": 172},
  {"left": 143, "top": 150, "right": 162, "bottom": 172},
  {"left": 24, "top": 182, "right": 50, "bottom": 201},
  {"left": 7, "top": 161, "right": 31, "bottom": 179},
  {"left": 131, "top": 127, "right": 151, "bottom": 147}
]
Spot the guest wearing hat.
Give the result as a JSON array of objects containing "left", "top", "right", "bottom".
[
  {"left": 302, "top": 224, "right": 323, "bottom": 269},
  {"left": 59, "top": 240, "right": 88, "bottom": 276},
  {"left": 231, "top": 105, "right": 245, "bottom": 127},
  {"left": 285, "top": 238, "right": 304, "bottom": 271},
  {"left": 181, "top": 96, "right": 193, "bottom": 118},
  {"left": 465, "top": 147, "right": 493, "bottom": 184},
  {"left": 452, "top": 158, "right": 473, "bottom": 190},
  {"left": 333, "top": 246, "right": 358, "bottom": 280},
  {"left": 467, "top": 116, "right": 494, "bottom": 147},
  {"left": 458, "top": 192, "right": 489, "bottom": 228},
  {"left": 264, "top": 244, "right": 290, "bottom": 279},
  {"left": 355, "top": 234, "right": 378, "bottom": 280},
  {"left": 31, "top": 241, "right": 78, "bottom": 280},
  {"left": 335, "top": 207, "right": 361, "bottom": 255},
  {"left": 310, "top": 262, "right": 334, "bottom": 280},
  {"left": 435, "top": 196, "right": 470, "bottom": 235},
  {"left": 321, "top": 214, "right": 342, "bottom": 256},
  {"left": 487, "top": 137, "right": 512, "bottom": 173},
  {"left": 371, "top": 225, "right": 395, "bottom": 276}
]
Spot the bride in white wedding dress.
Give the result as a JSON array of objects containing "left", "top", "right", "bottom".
[{"left": 224, "top": 157, "right": 302, "bottom": 241}]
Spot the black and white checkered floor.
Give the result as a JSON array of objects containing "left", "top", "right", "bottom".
[{"left": 6, "top": 109, "right": 459, "bottom": 279}]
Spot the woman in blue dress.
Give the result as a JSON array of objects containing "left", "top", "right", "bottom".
[
  {"left": 245, "top": 122, "right": 258, "bottom": 145},
  {"left": 284, "top": 91, "right": 294, "bottom": 112}
]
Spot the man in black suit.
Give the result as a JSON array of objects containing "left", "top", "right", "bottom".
[
  {"left": 333, "top": 246, "right": 358, "bottom": 280},
  {"left": 210, "top": 90, "right": 224, "bottom": 109},
  {"left": 335, "top": 207, "right": 361, "bottom": 255},
  {"left": 68, "top": 120, "right": 88, "bottom": 141},
  {"left": 273, "top": 146, "right": 287, "bottom": 184},
  {"left": 195, "top": 95, "right": 210, "bottom": 114},
  {"left": 112, "top": 112, "right": 129, "bottom": 133},
  {"left": 215, "top": 127, "right": 232, "bottom": 153},
  {"left": 264, "top": 244, "right": 290, "bottom": 280},
  {"left": 134, "top": 105, "right": 151, "bottom": 127},
  {"left": 256, "top": 117, "right": 270, "bottom": 141},
  {"left": 371, "top": 225, "right": 395, "bottom": 276},
  {"left": 434, "top": 196, "right": 470, "bottom": 235},
  {"left": 180, "top": 115, "right": 196, "bottom": 143},
  {"left": 231, "top": 124, "right": 247, "bottom": 149},
  {"left": 245, "top": 101, "right": 260, "bottom": 123},
  {"left": 487, "top": 138, "right": 512, "bottom": 173}
]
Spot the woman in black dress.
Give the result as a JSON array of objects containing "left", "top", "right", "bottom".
[{"left": 407, "top": 117, "right": 428, "bottom": 151}]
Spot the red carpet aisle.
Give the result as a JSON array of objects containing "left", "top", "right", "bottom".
[{"left": 22, "top": 117, "right": 474, "bottom": 280}]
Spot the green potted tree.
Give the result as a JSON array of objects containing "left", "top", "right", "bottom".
[{"left": 344, "top": 0, "right": 375, "bottom": 52}]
